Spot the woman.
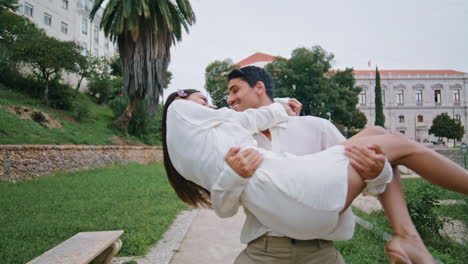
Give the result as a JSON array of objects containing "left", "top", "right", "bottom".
[{"left": 162, "top": 89, "right": 467, "bottom": 263}]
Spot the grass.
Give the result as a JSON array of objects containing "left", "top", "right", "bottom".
[
  {"left": 0, "top": 162, "right": 187, "bottom": 264},
  {"left": 350, "top": 178, "right": 468, "bottom": 264},
  {"left": 0, "top": 84, "right": 143, "bottom": 145},
  {"left": 335, "top": 221, "right": 387, "bottom": 264}
]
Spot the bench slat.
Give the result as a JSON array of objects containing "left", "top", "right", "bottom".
[{"left": 27, "top": 230, "right": 124, "bottom": 264}]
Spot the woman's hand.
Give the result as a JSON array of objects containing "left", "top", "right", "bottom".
[
  {"left": 225, "top": 147, "right": 264, "bottom": 178},
  {"left": 288, "top": 98, "right": 302, "bottom": 116}
]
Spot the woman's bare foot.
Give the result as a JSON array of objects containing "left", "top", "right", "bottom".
[{"left": 385, "top": 235, "right": 435, "bottom": 264}]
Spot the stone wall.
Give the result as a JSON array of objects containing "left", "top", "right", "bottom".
[{"left": 0, "top": 145, "right": 163, "bottom": 182}]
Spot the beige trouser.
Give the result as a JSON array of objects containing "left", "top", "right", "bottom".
[{"left": 234, "top": 235, "right": 345, "bottom": 264}]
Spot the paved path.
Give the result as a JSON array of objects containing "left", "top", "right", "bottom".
[{"left": 170, "top": 209, "right": 246, "bottom": 264}]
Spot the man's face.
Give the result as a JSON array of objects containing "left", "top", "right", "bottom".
[{"left": 227, "top": 78, "right": 261, "bottom": 111}]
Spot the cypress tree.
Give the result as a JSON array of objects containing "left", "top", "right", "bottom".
[{"left": 374, "top": 67, "right": 385, "bottom": 126}]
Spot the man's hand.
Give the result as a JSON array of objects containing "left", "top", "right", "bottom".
[
  {"left": 225, "top": 147, "right": 264, "bottom": 178},
  {"left": 288, "top": 98, "right": 302, "bottom": 116},
  {"left": 344, "top": 144, "right": 386, "bottom": 180}
]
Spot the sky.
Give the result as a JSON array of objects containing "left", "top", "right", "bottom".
[{"left": 165, "top": 0, "right": 468, "bottom": 100}]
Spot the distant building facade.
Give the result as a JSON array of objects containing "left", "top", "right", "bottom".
[
  {"left": 15, "top": 0, "right": 116, "bottom": 58},
  {"left": 354, "top": 70, "right": 468, "bottom": 143},
  {"left": 237, "top": 53, "right": 468, "bottom": 143}
]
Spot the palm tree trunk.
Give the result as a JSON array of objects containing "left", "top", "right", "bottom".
[{"left": 112, "top": 96, "right": 137, "bottom": 131}]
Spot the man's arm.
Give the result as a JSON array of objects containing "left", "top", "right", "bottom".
[{"left": 211, "top": 147, "right": 264, "bottom": 218}]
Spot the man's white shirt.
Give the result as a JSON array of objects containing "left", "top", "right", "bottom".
[{"left": 240, "top": 115, "right": 356, "bottom": 244}]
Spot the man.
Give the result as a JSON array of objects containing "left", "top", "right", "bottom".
[{"left": 219, "top": 66, "right": 388, "bottom": 264}]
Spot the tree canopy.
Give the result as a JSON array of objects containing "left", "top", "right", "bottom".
[
  {"left": 90, "top": 0, "right": 196, "bottom": 130},
  {"left": 429, "top": 112, "right": 465, "bottom": 143},
  {"left": 204, "top": 59, "right": 238, "bottom": 108},
  {"left": 266, "top": 46, "right": 366, "bottom": 130},
  {"left": 374, "top": 67, "right": 385, "bottom": 127}
]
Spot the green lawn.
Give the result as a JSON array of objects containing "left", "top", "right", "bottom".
[
  {"left": 0, "top": 84, "right": 143, "bottom": 145},
  {"left": 350, "top": 178, "right": 468, "bottom": 264},
  {"left": 0, "top": 163, "right": 187, "bottom": 263},
  {"left": 336, "top": 222, "right": 387, "bottom": 264}
]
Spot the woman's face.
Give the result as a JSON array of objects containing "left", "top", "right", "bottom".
[{"left": 183, "top": 92, "right": 214, "bottom": 108}]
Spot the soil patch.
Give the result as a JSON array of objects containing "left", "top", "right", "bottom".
[{"left": 7, "top": 105, "right": 63, "bottom": 129}]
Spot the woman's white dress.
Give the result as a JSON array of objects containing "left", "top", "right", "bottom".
[{"left": 166, "top": 100, "right": 391, "bottom": 240}]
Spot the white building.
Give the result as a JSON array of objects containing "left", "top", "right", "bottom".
[
  {"left": 355, "top": 70, "right": 468, "bottom": 143},
  {"left": 236, "top": 53, "right": 468, "bottom": 143},
  {"left": 15, "top": 0, "right": 116, "bottom": 58}
]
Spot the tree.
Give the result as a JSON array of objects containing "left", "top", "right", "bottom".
[
  {"left": 374, "top": 67, "right": 385, "bottom": 127},
  {"left": 204, "top": 59, "right": 238, "bottom": 108},
  {"left": 429, "top": 113, "right": 465, "bottom": 144},
  {"left": 90, "top": 0, "right": 196, "bottom": 131},
  {"left": 0, "top": 0, "right": 17, "bottom": 11},
  {"left": 14, "top": 33, "right": 83, "bottom": 105},
  {"left": 0, "top": 6, "right": 38, "bottom": 69},
  {"left": 328, "top": 68, "right": 366, "bottom": 130},
  {"left": 266, "top": 46, "right": 365, "bottom": 130}
]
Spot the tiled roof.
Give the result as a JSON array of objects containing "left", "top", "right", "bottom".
[
  {"left": 236, "top": 52, "right": 276, "bottom": 67},
  {"left": 353, "top": 70, "right": 466, "bottom": 75}
]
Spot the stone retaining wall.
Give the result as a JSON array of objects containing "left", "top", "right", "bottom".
[{"left": 0, "top": 145, "right": 163, "bottom": 182}]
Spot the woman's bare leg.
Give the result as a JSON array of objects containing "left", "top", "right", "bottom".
[
  {"left": 342, "top": 127, "right": 439, "bottom": 263},
  {"left": 344, "top": 132, "right": 468, "bottom": 194}
]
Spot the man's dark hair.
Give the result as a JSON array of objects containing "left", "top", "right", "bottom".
[{"left": 227, "top": 66, "right": 274, "bottom": 101}]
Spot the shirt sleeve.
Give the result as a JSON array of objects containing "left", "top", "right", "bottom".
[
  {"left": 170, "top": 100, "right": 288, "bottom": 135},
  {"left": 225, "top": 103, "right": 289, "bottom": 135},
  {"left": 211, "top": 163, "right": 249, "bottom": 218},
  {"left": 321, "top": 119, "right": 346, "bottom": 148}
]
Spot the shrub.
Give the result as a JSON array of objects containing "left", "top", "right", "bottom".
[
  {"left": 47, "top": 80, "right": 76, "bottom": 110},
  {"left": 108, "top": 94, "right": 163, "bottom": 145},
  {"left": 31, "top": 111, "right": 46, "bottom": 123},
  {"left": 88, "top": 77, "right": 115, "bottom": 104},
  {"left": 75, "top": 103, "right": 90, "bottom": 122},
  {"left": 405, "top": 181, "right": 446, "bottom": 239}
]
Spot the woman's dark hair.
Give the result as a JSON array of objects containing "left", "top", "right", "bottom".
[{"left": 162, "top": 89, "right": 212, "bottom": 208}]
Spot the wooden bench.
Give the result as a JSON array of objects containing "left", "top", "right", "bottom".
[{"left": 27, "top": 230, "right": 124, "bottom": 264}]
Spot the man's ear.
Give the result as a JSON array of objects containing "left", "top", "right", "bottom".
[{"left": 254, "top": 81, "right": 266, "bottom": 96}]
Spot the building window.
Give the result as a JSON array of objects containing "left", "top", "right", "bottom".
[
  {"left": 24, "top": 2, "right": 33, "bottom": 17},
  {"left": 359, "top": 90, "right": 366, "bottom": 104},
  {"left": 399, "top": 130, "right": 405, "bottom": 135},
  {"left": 105, "top": 38, "right": 109, "bottom": 49},
  {"left": 381, "top": 89, "right": 385, "bottom": 104},
  {"left": 62, "top": 0, "right": 68, "bottom": 10},
  {"left": 93, "top": 25, "right": 99, "bottom": 44},
  {"left": 82, "top": 17, "right": 88, "bottom": 35},
  {"left": 453, "top": 89, "right": 460, "bottom": 104},
  {"left": 16, "top": 4, "right": 23, "bottom": 13},
  {"left": 396, "top": 90, "right": 404, "bottom": 104},
  {"left": 416, "top": 89, "right": 423, "bottom": 104},
  {"left": 417, "top": 115, "right": 423, "bottom": 122},
  {"left": 81, "top": 42, "right": 87, "bottom": 56},
  {"left": 399, "top": 115, "right": 405, "bottom": 123},
  {"left": 434, "top": 89, "right": 441, "bottom": 103},
  {"left": 61, "top": 22, "right": 68, "bottom": 34},
  {"left": 455, "top": 114, "right": 461, "bottom": 122},
  {"left": 44, "top": 13, "right": 52, "bottom": 26},
  {"left": 79, "top": 0, "right": 88, "bottom": 11}
]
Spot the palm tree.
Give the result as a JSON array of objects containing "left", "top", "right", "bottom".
[{"left": 90, "top": 0, "right": 196, "bottom": 131}]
